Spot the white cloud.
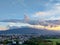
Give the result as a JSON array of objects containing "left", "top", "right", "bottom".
[
  {"left": 33, "top": 3, "right": 60, "bottom": 20},
  {"left": 47, "top": 16, "right": 60, "bottom": 20}
]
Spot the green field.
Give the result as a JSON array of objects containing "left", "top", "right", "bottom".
[{"left": 46, "top": 39, "right": 60, "bottom": 45}]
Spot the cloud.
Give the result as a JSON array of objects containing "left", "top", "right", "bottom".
[
  {"left": 33, "top": 11, "right": 53, "bottom": 17},
  {"left": 47, "top": 16, "right": 60, "bottom": 20},
  {"left": 8, "top": 22, "right": 32, "bottom": 28},
  {"left": 0, "top": 26, "right": 8, "bottom": 30},
  {"left": 35, "top": 12, "right": 49, "bottom": 16},
  {"left": 32, "top": 2, "right": 60, "bottom": 20}
]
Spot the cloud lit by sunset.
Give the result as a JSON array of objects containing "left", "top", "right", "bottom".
[
  {"left": 31, "top": 25, "right": 60, "bottom": 31},
  {"left": 0, "top": 26, "right": 8, "bottom": 30},
  {"left": 0, "top": 22, "right": 60, "bottom": 31}
]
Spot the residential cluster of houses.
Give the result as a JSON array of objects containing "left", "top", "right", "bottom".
[{"left": 0, "top": 34, "right": 38, "bottom": 45}]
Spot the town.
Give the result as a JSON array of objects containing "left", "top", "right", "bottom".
[
  {"left": 0, "top": 34, "right": 40, "bottom": 45},
  {"left": 0, "top": 34, "right": 60, "bottom": 45}
]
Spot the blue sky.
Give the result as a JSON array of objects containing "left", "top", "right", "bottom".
[{"left": 0, "top": 0, "right": 60, "bottom": 20}]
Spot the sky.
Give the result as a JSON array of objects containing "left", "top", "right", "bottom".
[{"left": 0, "top": 0, "right": 60, "bottom": 20}]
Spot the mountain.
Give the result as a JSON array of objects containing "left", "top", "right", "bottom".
[
  {"left": 0, "top": 19, "right": 60, "bottom": 31},
  {"left": 0, "top": 19, "right": 60, "bottom": 35},
  {"left": 0, "top": 27, "right": 60, "bottom": 35}
]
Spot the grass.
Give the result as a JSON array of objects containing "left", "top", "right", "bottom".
[
  {"left": 46, "top": 39, "right": 60, "bottom": 45},
  {"left": 46, "top": 39, "right": 60, "bottom": 43}
]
